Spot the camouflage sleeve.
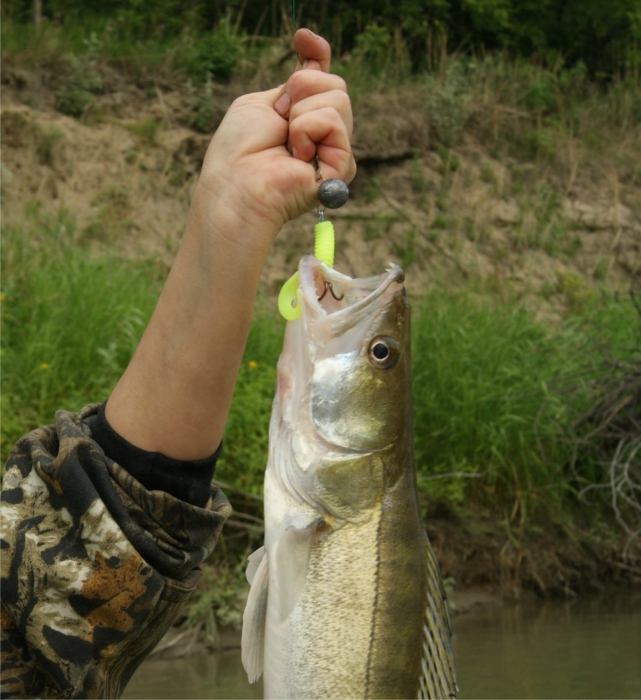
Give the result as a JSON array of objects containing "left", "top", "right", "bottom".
[{"left": 0, "top": 403, "right": 231, "bottom": 699}]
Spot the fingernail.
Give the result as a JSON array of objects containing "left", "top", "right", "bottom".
[
  {"left": 307, "top": 29, "right": 319, "bottom": 39},
  {"left": 274, "top": 92, "right": 291, "bottom": 116},
  {"left": 300, "top": 59, "right": 309, "bottom": 69}
]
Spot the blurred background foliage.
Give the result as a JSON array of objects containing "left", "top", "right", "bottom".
[
  {"left": 2, "top": 0, "right": 640, "bottom": 618},
  {"left": 3, "top": 0, "right": 641, "bottom": 78}
]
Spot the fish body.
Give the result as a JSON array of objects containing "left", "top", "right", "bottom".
[{"left": 242, "top": 256, "right": 457, "bottom": 699}]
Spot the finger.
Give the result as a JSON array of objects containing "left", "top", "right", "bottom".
[
  {"left": 216, "top": 87, "right": 288, "bottom": 155},
  {"left": 297, "top": 59, "right": 322, "bottom": 72},
  {"left": 289, "top": 89, "right": 353, "bottom": 138},
  {"left": 286, "top": 70, "right": 347, "bottom": 109},
  {"left": 287, "top": 107, "right": 356, "bottom": 183},
  {"left": 293, "top": 29, "right": 331, "bottom": 73},
  {"left": 274, "top": 70, "right": 347, "bottom": 119}
]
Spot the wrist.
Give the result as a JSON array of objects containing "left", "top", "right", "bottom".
[{"left": 191, "top": 170, "right": 283, "bottom": 261}]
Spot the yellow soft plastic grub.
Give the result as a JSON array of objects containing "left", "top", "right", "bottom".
[{"left": 278, "top": 220, "right": 336, "bottom": 320}]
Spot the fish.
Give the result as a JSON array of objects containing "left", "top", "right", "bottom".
[{"left": 241, "top": 255, "right": 458, "bottom": 699}]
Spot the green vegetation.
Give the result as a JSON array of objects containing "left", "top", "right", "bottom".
[
  {"left": 125, "top": 118, "right": 160, "bottom": 147},
  {"left": 1, "top": 210, "right": 161, "bottom": 455},
  {"left": 185, "top": 74, "right": 219, "bottom": 134},
  {"left": 2, "top": 208, "right": 639, "bottom": 628},
  {"left": 413, "top": 291, "right": 639, "bottom": 526},
  {"left": 3, "top": 211, "right": 637, "bottom": 516},
  {"left": 3, "top": 4, "right": 639, "bottom": 197},
  {"left": 3, "top": 0, "right": 640, "bottom": 76},
  {"left": 54, "top": 32, "right": 103, "bottom": 117}
]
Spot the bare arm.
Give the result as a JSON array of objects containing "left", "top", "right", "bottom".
[{"left": 105, "top": 30, "right": 356, "bottom": 460}]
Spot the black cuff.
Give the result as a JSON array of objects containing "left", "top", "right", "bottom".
[{"left": 90, "top": 402, "right": 221, "bottom": 508}]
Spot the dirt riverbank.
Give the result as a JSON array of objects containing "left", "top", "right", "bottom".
[{"left": 2, "top": 63, "right": 639, "bottom": 318}]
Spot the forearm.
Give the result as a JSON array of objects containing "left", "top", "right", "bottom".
[
  {"left": 105, "top": 29, "right": 354, "bottom": 463},
  {"left": 106, "top": 186, "right": 273, "bottom": 460}
]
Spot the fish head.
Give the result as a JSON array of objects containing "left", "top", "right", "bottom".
[
  {"left": 304, "top": 263, "right": 410, "bottom": 454},
  {"left": 274, "top": 255, "right": 412, "bottom": 518}
]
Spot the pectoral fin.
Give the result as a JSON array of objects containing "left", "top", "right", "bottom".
[
  {"left": 246, "top": 545, "right": 265, "bottom": 585},
  {"left": 241, "top": 548, "right": 269, "bottom": 684}
]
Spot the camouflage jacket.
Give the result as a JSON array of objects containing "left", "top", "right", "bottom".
[{"left": 0, "top": 404, "right": 231, "bottom": 698}]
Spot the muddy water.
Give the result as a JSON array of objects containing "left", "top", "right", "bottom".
[
  {"left": 123, "top": 592, "right": 641, "bottom": 699},
  {"left": 452, "top": 591, "right": 641, "bottom": 699}
]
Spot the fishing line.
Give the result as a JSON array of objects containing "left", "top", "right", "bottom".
[{"left": 292, "top": 0, "right": 296, "bottom": 33}]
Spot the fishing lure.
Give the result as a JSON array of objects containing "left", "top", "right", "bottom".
[{"left": 278, "top": 157, "right": 349, "bottom": 320}]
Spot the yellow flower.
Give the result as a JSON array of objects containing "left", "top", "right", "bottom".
[
  {"left": 248, "top": 361, "right": 258, "bottom": 369},
  {"left": 0, "top": 294, "right": 5, "bottom": 302},
  {"left": 40, "top": 363, "right": 50, "bottom": 370}
]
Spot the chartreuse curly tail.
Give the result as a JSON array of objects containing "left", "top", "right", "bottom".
[{"left": 278, "top": 220, "right": 335, "bottom": 320}]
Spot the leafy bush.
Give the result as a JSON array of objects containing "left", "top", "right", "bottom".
[
  {"left": 55, "top": 34, "right": 103, "bottom": 118},
  {"left": 4, "top": 0, "right": 641, "bottom": 76},
  {"left": 180, "top": 20, "right": 241, "bottom": 83},
  {"left": 352, "top": 24, "right": 392, "bottom": 75},
  {"left": 425, "top": 61, "right": 472, "bottom": 146},
  {"left": 186, "top": 73, "right": 217, "bottom": 133}
]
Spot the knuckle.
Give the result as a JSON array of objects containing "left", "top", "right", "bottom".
[
  {"left": 335, "top": 90, "right": 352, "bottom": 113},
  {"left": 288, "top": 116, "right": 307, "bottom": 141},
  {"left": 286, "top": 70, "right": 308, "bottom": 97},
  {"left": 323, "top": 106, "right": 342, "bottom": 124},
  {"left": 335, "top": 76, "right": 348, "bottom": 93}
]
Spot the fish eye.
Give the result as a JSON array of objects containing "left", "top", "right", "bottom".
[{"left": 368, "top": 336, "right": 400, "bottom": 370}]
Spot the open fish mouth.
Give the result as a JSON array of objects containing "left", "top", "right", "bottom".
[{"left": 297, "top": 255, "right": 405, "bottom": 324}]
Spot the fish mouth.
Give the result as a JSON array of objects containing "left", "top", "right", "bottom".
[{"left": 298, "top": 255, "right": 405, "bottom": 325}]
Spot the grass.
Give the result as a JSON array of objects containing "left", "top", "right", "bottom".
[
  {"left": 0, "top": 211, "right": 284, "bottom": 473},
  {"left": 1, "top": 210, "right": 163, "bottom": 460},
  {"left": 4, "top": 211, "right": 636, "bottom": 517},
  {"left": 413, "top": 292, "right": 573, "bottom": 523}
]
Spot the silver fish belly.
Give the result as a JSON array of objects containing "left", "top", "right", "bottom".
[{"left": 242, "top": 256, "right": 457, "bottom": 699}]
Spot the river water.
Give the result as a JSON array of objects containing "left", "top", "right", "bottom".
[{"left": 123, "top": 591, "right": 641, "bottom": 699}]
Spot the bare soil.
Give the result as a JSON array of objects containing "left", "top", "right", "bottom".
[{"left": 2, "top": 64, "right": 639, "bottom": 322}]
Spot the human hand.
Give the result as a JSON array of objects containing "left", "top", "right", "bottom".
[{"left": 193, "top": 28, "right": 356, "bottom": 256}]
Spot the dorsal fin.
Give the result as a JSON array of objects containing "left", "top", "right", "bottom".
[{"left": 418, "top": 538, "right": 458, "bottom": 699}]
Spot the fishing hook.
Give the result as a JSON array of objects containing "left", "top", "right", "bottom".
[{"left": 318, "top": 281, "right": 344, "bottom": 303}]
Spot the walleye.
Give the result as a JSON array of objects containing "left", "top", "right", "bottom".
[{"left": 241, "top": 256, "right": 457, "bottom": 699}]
